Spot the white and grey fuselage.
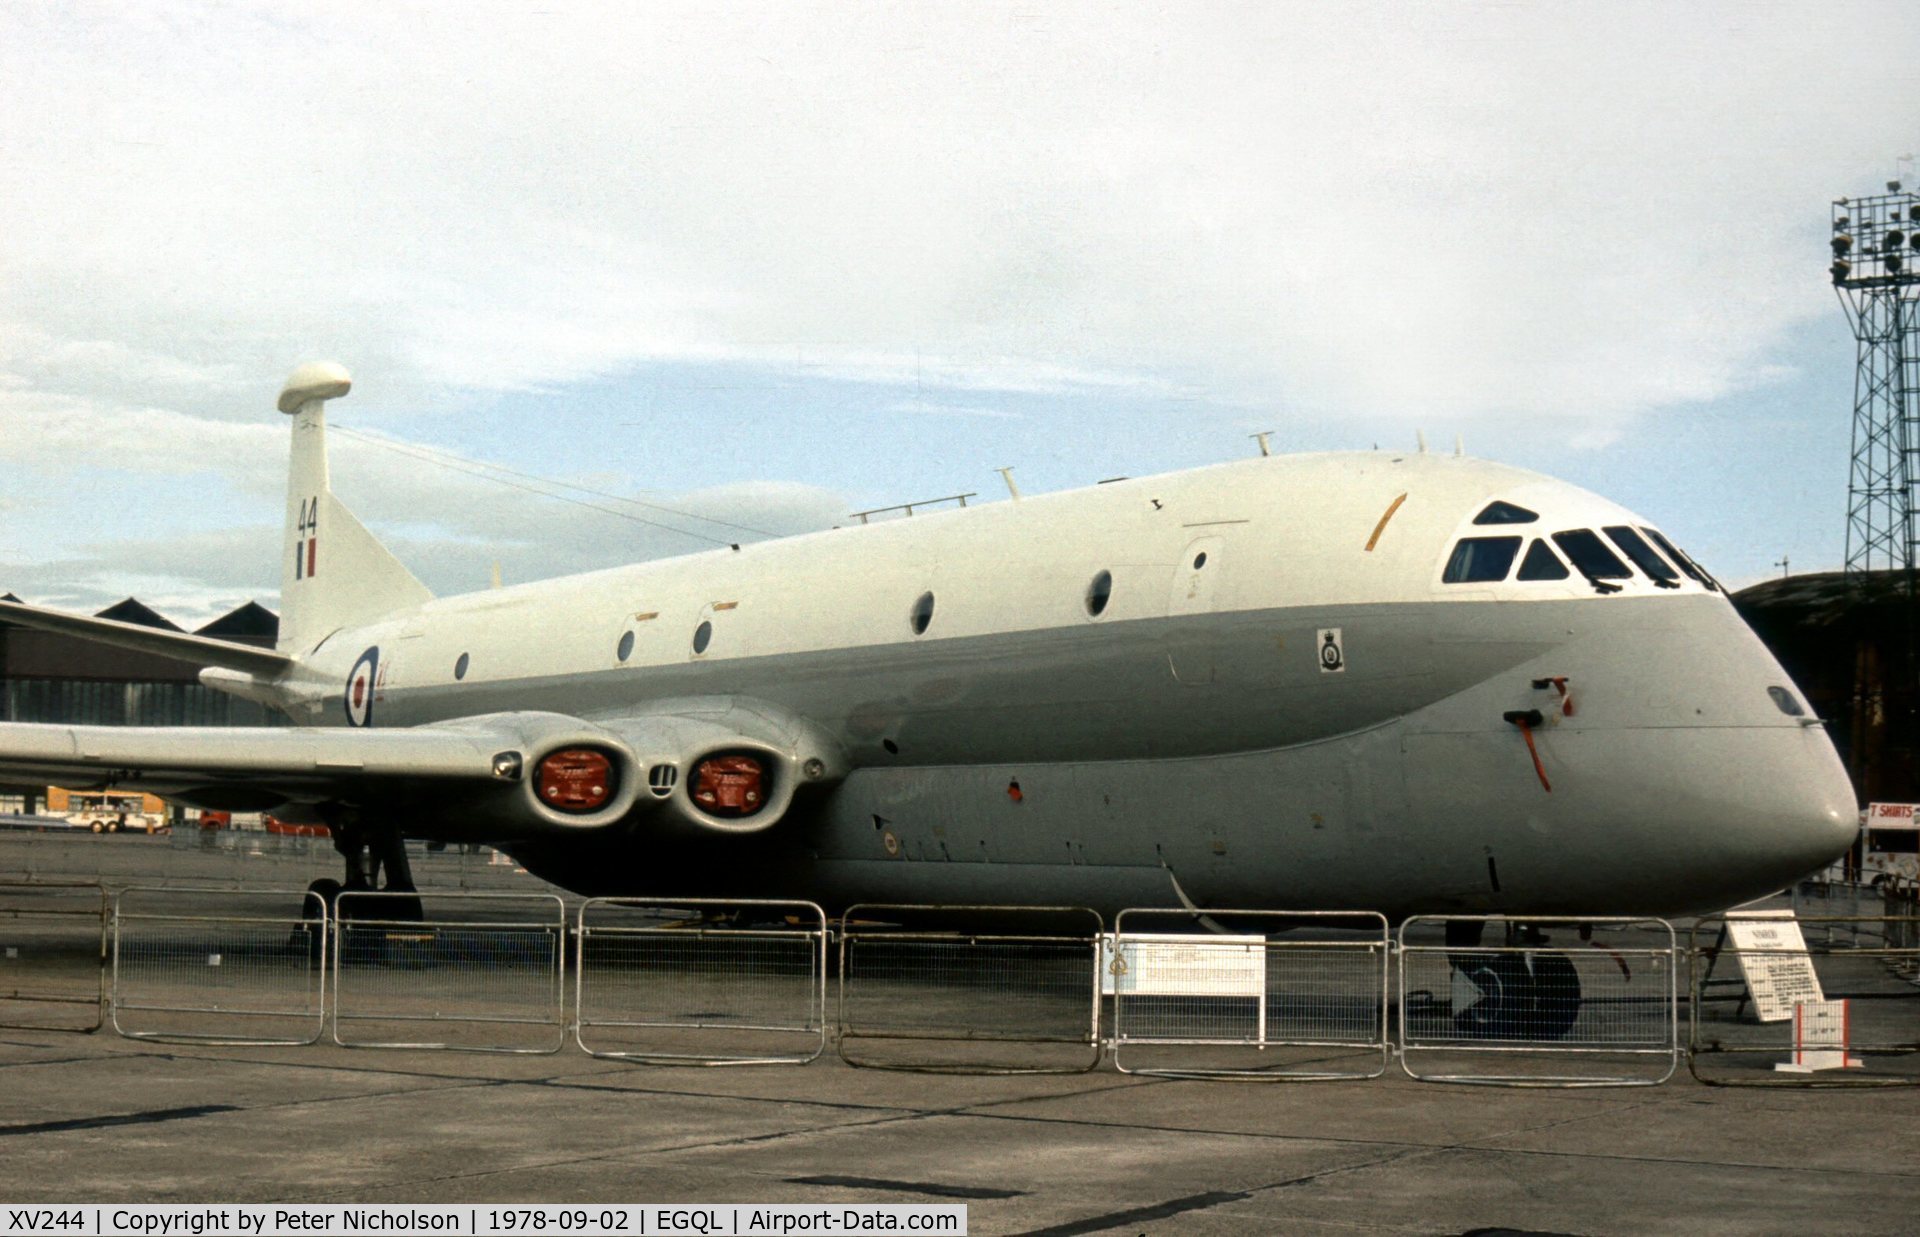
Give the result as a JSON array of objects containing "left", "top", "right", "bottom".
[{"left": 277, "top": 442, "right": 1855, "bottom": 920}]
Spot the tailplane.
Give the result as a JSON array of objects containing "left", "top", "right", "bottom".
[{"left": 277, "top": 363, "right": 433, "bottom": 654}]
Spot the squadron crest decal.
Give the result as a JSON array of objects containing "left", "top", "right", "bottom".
[
  {"left": 1317, "top": 628, "right": 1346, "bottom": 674},
  {"left": 345, "top": 647, "right": 380, "bottom": 727}
]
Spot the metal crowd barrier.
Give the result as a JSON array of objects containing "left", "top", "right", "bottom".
[
  {"left": 1398, "top": 915, "right": 1678, "bottom": 1087},
  {"left": 1688, "top": 911, "right": 1920, "bottom": 1087},
  {"left": 575, "top": 898, "right": 828, "bottom": 1065},
  {"left": 1109, "top": 909, "right": 1390, "bottom": 1080},
  {"left": 0, "top": 880, "right": 107, "bottom": 1033},
  {"left": 837, "top": 904, "right": 1104, "bottom": 1074},
  {"left": 111, "top": 886, "right": 327, "bottom": 1045},
  {"left": 333, "top": 891, "right": 567, "bottom": 1054}
]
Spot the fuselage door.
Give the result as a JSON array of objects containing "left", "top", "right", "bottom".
[
  {"left": 1167, "top": 536, "right": 1225, "bottom": 685},
  {"left": 1169, "top": 536, "right": 1224, "bottom": 615}
]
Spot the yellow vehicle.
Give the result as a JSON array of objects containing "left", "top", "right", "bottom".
[{"left": 45, "top": 787, "right": 169, "bottom": 834}]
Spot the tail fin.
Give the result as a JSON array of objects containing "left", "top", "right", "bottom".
[{"left": 277, "top": 363, "right": 433, "bottom": 654}]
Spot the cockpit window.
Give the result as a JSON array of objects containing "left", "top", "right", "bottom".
[
  {"left": 1551, "top": 529, "right": 1632, "bottom": 579},
  {"left": 1473, "top": 501, "right": 1539, "bottom": 525},
  {"left": 1516, "top": 539, "right": 1571, "bottom": 581},
  {"left": 1642, "top": 527, "right": 1722, "bottom": 592},
  {"left": 1442, "top": 536, "right": 1522, "bottom": 583},
  {"left": 1603, "top": 526, "right": 1680, "bottom": 586}
]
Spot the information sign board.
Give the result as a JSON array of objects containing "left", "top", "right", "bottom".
[{"left": 1727, "top": 912, "right": 1824, "bottom": 1023}]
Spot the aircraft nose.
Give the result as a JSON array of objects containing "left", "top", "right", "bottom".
[{"left": 1714, "top": 728, "right": 1858, "bottom": 895}]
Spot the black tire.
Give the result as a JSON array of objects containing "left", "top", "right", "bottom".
[
  {"left": 1453, "top": 953, "right": 1530, "bottom": 1040},
  {"left": 299, "top": 879, "right": 342, "bottom": 964},
  {"left": 1530, "top": 951, "right": 1583, "bottom": 1042}
]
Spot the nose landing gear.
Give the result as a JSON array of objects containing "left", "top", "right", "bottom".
[{"left": 1445, "top": 921, "right": 1583, "bottom": 1041}]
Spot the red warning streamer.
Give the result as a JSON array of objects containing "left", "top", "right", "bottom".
[{"left": 1504, "top": 710, "right": 1552, "bottom": 793}]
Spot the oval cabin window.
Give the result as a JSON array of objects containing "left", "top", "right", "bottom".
[
  {"left": 692, "top": 620, "right": 713, "bottom": 655},
  {"left": 910, "top": 591, "right": 935, "bottom": 636},
  {"left": 1086, "top": 570, "right": 1113, "bottom": 617}
]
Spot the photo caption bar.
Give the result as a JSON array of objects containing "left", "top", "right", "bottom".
[{"left": 1, "top": 1206, "right": 966, "bottom": 1237}]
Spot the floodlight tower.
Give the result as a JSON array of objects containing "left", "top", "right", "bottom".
[
  {"left": 1830, "top": 177, "right": 1920, "bottom": 803},
  {"left": 1831, "top": 181, "right": 1920, "bottom": 580}
]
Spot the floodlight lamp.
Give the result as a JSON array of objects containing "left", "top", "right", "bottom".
[
  {"left": 1911, "top": 234, "right": 1920, "bottom": 252},
  {"left": 1889, "top": 229, "right": 1908, "bottom": 250},
  {"left": 1833, "top": 234, "right": 1853, "bottom": 255},
  {"left": 1910, "top": 204, "right": 1920, "bottom": 222},
  {"left": 1836, "top": 216, "right": 1851, "bottom": 229},
  {"left": 1889, "top": 253, "right": 1905, "bottom": 274},
  {"left": 1831, "top": 259, "right": 1851, "bottom": 282},
  {"left": 1889, "top": 180, "right": 1903, "bottom": 192}
]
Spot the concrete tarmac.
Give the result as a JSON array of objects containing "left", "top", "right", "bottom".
[{"left": 3, "top": 831, "right": 1918, "bottom": 1233}]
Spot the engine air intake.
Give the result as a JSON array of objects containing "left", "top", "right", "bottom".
[
  {"left": 648, "top": 764, "right": 679, "bottom": 798},
  {"left": 691, "top": 754, "right": 768, "bottom": 818},
  {"left": 536, "top": 748, "right": 616, "bottom": 813}
]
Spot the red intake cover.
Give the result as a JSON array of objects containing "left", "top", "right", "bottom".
[
  {"left": 692, "top": 754, "right": 767, "bottom": 818},
  {"left": 537, "top": 748, "right": 613, "bottom": 813}
]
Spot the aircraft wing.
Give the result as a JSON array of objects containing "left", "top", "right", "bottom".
[
  {"left": 0, "top": 701, "right": 846, "bottom": 841},
  {"left": 0, "top": 720, "right": 517, "bottom": 809},
  {"left": 0, "top": 599, "right": 293, "bottom": 678}
]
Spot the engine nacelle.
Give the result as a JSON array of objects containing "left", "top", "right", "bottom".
[
  {"left": 596, "top": 698, "right": 847, "bottom": 837},
  {"left": 433, "top": 712, "right": 644, "bottom": 835}
]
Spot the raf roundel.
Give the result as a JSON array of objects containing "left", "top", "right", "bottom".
[{"left": 344, "top": 647, "right": 380, "bottom": 727}]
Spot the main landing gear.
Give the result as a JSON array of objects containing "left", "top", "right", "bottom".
[
  {"left": 305, "top": 822, "right": 424, "bottom": 923},
  {"left": 1444, "top": 920, "right": 1583, "bottom": 1041}
]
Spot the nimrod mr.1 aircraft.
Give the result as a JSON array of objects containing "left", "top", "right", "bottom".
[{"left": 0, "top": 365, "right": 1855, "bottom": 943}]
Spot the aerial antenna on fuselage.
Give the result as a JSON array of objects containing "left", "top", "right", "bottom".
[
  {"left": 1250, "top": 431, "right": 1273, "bottom": 458},
  {"left": 996, "top": 467, "right": 1022, "bottom": 501},
  {"left": 1416, "top": 430, "right": 1429, "bottom": 454},
  {"left": 1454, "top": 434, "right": 1464, "bottom": 457}
]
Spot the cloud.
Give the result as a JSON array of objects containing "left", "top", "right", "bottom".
[
  {"left": 2, "top": 1, "right": 1916, "bottom": 600},
  {"left": 5, "top": 1, "right": 1914, "bottom": 425}
]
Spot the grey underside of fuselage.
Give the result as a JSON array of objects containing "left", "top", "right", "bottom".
[{"left": 372, "top": 593, "right": 1824, "bottom": 920}]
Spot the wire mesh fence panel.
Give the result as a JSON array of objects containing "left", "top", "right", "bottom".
[
  {"left": 0, "top": 881, "right": 106, "bottom": 1032},
  {"left": 1688, "top": 913, "right": 1920, "bottom": 1087},
  {"left": 575, "top": 898, "right": 827, "bottom": 1065},
  {"left": 1398, "top": 916, "right": 1678, "bottom": 1087},
  {"left": 1110, "top": 909, "right": 1389, "bottom": 1080},
  {"left": 332, "top": 891, "right": 566, "bottom": 1053},
  {"left": 111, "top": 886, "right": 326, "bottom": 1044},
  {"left": 837, "top": 905, "right": 1103, "bottom": 1074}
]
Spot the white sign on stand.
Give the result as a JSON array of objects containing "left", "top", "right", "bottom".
[
  {"left": 1726, "top": 912, "right": 1824, "bottom": 1023},
  {"left": 1775, "top": 999, "right": 1862, "bottom": 1072},
  {"left": 1102, "top": 933, "right": 1268, "bottom": 1041}
]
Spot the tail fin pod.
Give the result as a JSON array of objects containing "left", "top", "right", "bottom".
[{"left": 277, "top": 363, "right": 433, "bottom": 654}]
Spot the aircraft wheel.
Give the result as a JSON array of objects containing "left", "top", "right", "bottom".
[
  {"left": 1531, "top": 951, "right": 1583, "bottom": 1042},
  {"left": 90, "top": 820, "right": 104, "bottom": 833},
  {"left": 1453, "top": 953, "right": 1529, "bottom": 1040},
  {"left": 305, "top": 878, "right": 343, "bottom": 918},
  {"left": 300, "top": 879, "right": 341, "bottom": 964}
]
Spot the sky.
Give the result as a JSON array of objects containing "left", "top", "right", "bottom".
[{"left": 2, "top": 1, "right": 1918, "bottom": 626}]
